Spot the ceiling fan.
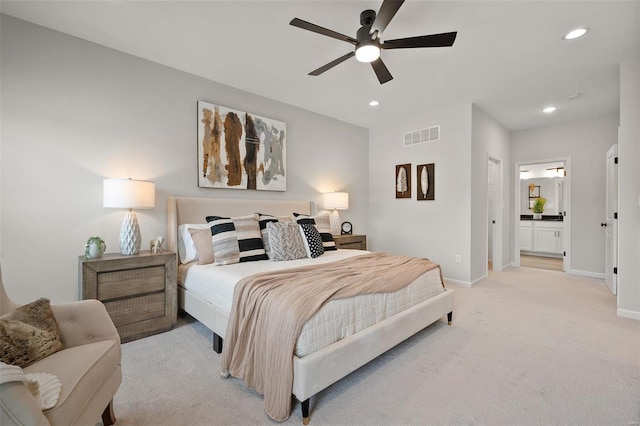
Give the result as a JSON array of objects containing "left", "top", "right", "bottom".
[{"left": 289, "top": 0, "right": 457, "bottom": 84}]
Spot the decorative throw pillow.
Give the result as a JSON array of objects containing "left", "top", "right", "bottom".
[
  {"left": 257, "top": 214, "right": 295, "bottom": 259},
  {"left": 298, "top": 223, "right": 325, "bottom": 258},
  {"left": 293, "top": 212, "right": 337, "bottom": 251},
  {"left": 267, "top": 222, "right": 307, "bottom": 261},
  {"left": 178, "top": 223, "right": 209, "bottom": 264},
  {"left": 188, "top": 227, "right": 215, "bottom": 265},
  {"left": 0, "top": 298, "right": 64, "bottom": 368},
  {"left": 206, "top": 214, "right": 268, "bottom": 265}
]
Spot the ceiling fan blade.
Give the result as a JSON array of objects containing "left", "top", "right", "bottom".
[
  {"left": 309, "top": 52, "right": 356, "bottom": 76},
  {"left": 290, "top": 18, "right": 357, "bottom": 45},
  {"left": 371, "top": 58, "right": 393, "bottom": 84},
  {"left": 383, "top": 32, "right": 457, "bottom": 49},
  {"left": 371, "top": 0, "right": 405, "bottom": 35}
]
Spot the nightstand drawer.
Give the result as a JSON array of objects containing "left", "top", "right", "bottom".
[
  {"left": 104, "top": 293, "right": 166, "bottom": 327},
  {"left": 98, "top": 266, "right": 165, "bottom": 300},
  {"left": 333, "top": 234, "right": 367, "bottom": 250}
]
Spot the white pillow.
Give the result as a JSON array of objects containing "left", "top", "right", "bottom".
[{"left": 177, "top": 224, "right": 209, "bottom": 264}]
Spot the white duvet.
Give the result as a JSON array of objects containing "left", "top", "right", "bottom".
[{"left": 180, "top": 250, "right": 445, "bottom": 357}]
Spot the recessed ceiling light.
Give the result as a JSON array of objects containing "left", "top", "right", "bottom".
[
  {"left": 369, "top": 100, "right": 380, "bottom": 106},
  {"left": 563, "top": 28, "right": 589, "bottom": 40},
  {"left": 542, "top": 106, "right": 557, "bottom": 114},
  {"left": 567, "top": 93, "right": 581, "bottom": 101}
]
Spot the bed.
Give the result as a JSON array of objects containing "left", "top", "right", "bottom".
[{"left": 167, "top": 196, "right": 454, "bottom": 424}]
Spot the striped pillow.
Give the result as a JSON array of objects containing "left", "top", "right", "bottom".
[
  {"left": 206, "top": 214, "right": 268, "bottom": 265},
  {"left": 293, "top": 212, "right": 337, "bottom": 251}
]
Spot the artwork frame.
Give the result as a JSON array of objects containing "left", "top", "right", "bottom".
[
  {"left": 395, "top": 163, "right": 411, "bottom": 199},
  {"left": 417, "top": 163, "right": 435, "bottom": 201},
  {"left": 529, "top": 185, "right": 540, "bottom": 197},
  {"left": 197, "top": 100, "right": 286, "bottom": 191}
]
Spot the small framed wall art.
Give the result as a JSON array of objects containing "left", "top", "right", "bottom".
[
  {"left": 417, "top": 163, "right": 435, "bottom": 201},
  {"left": 395, "top": 163, "right": 411, "bottom": 199}
]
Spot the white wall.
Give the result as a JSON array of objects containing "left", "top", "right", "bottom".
[
  {"left": 512, "top": 114, "right": 619, "bottom": 277},
  {"left": 470, "top": 106, "right": 512, "bottom": 282},
  {"left": 617, "top": 60, "right": 640, "bottom": 319},
  {"left": 368, "top": 103, "right": 472, "bottom": 284},
  {"left": 0, "top": 15, "right": 369, "bottom": 303}
]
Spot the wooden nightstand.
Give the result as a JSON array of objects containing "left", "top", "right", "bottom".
[
  {"left": 333, "top": 234, "right": 367, "bottom": 250},
  {"left": 78, "top": 250, "right": 177, "bottom": 343}
]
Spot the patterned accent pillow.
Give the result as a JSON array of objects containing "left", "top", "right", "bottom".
[
  {"left": 293, "top": 212, "right": 337, "bottom": 251},
  {"left": 0, "top": 298, "right": 64, "bottom": 368},
  {"left": 188, "top": 227, "right": 214, "bottom": 265},
  {"left": 267, "top": 222, "right": 307, "bottom": 261},
  {"left": 299, "top": 223, "right": 325, "bottom": 258},
  {"left": 206, "top": 214, "right": 268, "bottom": 265},
  {"left": 257, "top": 213, "right": 295, "bottom": 259}
]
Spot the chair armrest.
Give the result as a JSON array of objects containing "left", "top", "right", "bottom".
[
  {"left": 0, "top": 381, "right": 50, "bottom": 426},
  {"left": 51, "top": 300, "right": 121, "bottom": 350}
]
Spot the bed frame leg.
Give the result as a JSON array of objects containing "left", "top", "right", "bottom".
[
  {"left": 213, "top": 332, "right": 223, "bottom": 353},
  {"left": 447, "top": 311, "right": 453, "bottom": 325},
  {"left": 301, "top": 398, "right": 310, "bottom": 425}
]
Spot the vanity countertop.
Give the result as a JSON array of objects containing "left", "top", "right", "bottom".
[{"left": 520, "top": 215, "right": 563, "bottom": 221}]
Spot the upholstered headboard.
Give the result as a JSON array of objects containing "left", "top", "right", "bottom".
[{"left": 166, "top": 196, "right": 311, "bottom": 253}]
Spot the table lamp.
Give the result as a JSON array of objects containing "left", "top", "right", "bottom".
[
  {"left": 323, "top": 192, "right": 349, "bottom": 235},
  {"left": 103, "top": 178, "right": 155, "bottom": 255}
]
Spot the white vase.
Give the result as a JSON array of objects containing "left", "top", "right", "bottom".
[{"left": 533, "top": 213, "right": 542, "bottom": 220}]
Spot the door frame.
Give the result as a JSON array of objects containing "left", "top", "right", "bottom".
[
  {"left": 487, "top": 155, "right": 503, "bottom": 272},
  {"left": 605, "top": 144, "right": 618, "bottom": 294},
  {"left": 514, "top": 156, "right": 571, "bottom": 272}
]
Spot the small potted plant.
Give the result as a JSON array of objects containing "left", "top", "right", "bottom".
[
  {"left": 85, "top": 236, "right": 106, "bottom": 258},
  {"left": 532, "top": 197, "right": 546, "bottom": 220}
]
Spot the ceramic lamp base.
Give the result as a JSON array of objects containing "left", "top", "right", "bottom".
[
  {"left": 330, "top": 210, "right": 341, "bottom": 236},
  {"left": 120, "top": 210, "right": 141, "bottom": 255}
]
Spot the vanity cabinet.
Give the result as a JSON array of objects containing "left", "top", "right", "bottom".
[
  {"left": 519, "top": 221, "right": 533, "bottom": 251},
  {"left": 520, "top": 220, "right": 563, "bottom": 255}
]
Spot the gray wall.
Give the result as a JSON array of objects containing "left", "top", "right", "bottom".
[
  {"left": 0, "top": 15, "right": 369, "bottom": 303},
  {"left": 512, "top": 114, "right": 619, "bottom": 277},
  {"left": 470, "top": 105, "right": 512, "bottom": 282},
  {"left": 368, "top": 102, "right": 473, "bottom": 284},
  {"left": 617, "top": 60, "right": 640, "bottom": 319}
]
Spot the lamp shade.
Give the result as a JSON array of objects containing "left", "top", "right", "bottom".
[
  {"left": 323, "top": 192, "right": 349, "bottom": 210},
  {"left": 103, "top": 179, "right": 155, "bottom": 209}
]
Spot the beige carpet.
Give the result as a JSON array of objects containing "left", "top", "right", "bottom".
[{"left": 108, "top": 268, "right": 640, "bottom": 425}]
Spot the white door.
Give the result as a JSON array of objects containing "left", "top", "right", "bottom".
[
  {"left": 487, "top": 157, "right": 503, "bottom": 272},
  {"left": 604, "top": 144, "right": 618, "bottom": 294}
]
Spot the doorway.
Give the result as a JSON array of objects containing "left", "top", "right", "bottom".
[
  {"left": 487, "top": 156, "right": 503, "bottom": 273},
  {"left": 514, "top": 158, "right": 571, "bottom": 272}
]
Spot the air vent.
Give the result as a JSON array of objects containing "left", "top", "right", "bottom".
[{"left": 403, "top": 125, "right": 440, "bottom": 146}]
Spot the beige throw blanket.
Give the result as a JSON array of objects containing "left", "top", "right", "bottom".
[{"left": 221, "top": 252, "right": 443, "bottom": 421}]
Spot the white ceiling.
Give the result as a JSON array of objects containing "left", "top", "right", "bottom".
[{"left": 1, "top": 1, "right": 638, "bottom": 131}]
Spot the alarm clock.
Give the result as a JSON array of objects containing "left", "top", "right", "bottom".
[{"left": 341, "top": 221, "right": 353, "bottom": 235}]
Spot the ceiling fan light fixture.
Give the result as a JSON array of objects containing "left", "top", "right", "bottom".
[
  {"left": 563, "top": 27, "right": 589, "bottom": 40},
  {"left": 355, "top": 44, "right": 381, "bottom": 63}
]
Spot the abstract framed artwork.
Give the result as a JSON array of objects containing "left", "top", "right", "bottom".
[
  {"left": 417, "top": 163, "right": 435, "bottom": 201},
  {"left": 197, "top": 101, "right": 286, "bottom": 191},
  {"left": 395, "top": 163, "right": 411, "bottom": 199}
]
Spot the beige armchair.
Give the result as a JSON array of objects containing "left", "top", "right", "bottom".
[{"left": 0, "top": 267, "right": 122, "bottom": 425}]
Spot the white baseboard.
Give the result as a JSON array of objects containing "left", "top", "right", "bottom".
[
  {"left": 617, "top": 308, "right": 640, "bottom": 321},
  {"left": 443, "top": 277, "right": 473, "bottom": 288},
  {"left": 470, "top": 275, "right": 486, "bottom": 287},
  {"left": 568, "top": 269, "right": 605, "bottom": 279}
]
